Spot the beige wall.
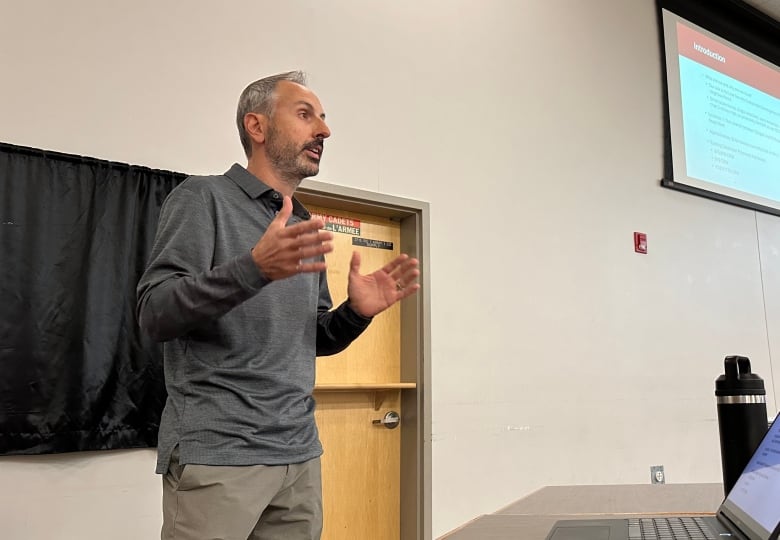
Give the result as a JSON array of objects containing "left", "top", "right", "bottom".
[{"left": 2, "top": 1, "right": 779, "bottom": 538}]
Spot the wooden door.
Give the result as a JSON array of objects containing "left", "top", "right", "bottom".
[
  {"left": 315, "top": 391, "right": 401, "bottom": 539},
  {"left": 309, "top": 204, "right": 403, "bottom": 540}
]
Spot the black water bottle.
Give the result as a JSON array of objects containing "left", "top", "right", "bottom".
[{"left": 715, "top": 355, "right": 768, "bottom": 495}]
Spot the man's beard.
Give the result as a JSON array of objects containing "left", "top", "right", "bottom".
[{"left": 265, "top": 123, "right": 322, "bottom": 188}]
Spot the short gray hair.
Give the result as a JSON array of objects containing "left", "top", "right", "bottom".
[{"left": 236, "top": 70, "right": 307, "bottom": 157}]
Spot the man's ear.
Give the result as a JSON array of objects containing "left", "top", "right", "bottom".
[{"left": 244, "top": 112, "right": 267, "bottom": 146}]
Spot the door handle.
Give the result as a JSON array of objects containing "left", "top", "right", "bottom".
[{"left": 372, "top": 411, "right": 400, "bottom": 429}]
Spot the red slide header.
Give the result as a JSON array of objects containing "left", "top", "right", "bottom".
[{"left": 676, "top": 21, "right": 780, "bottom": 100}]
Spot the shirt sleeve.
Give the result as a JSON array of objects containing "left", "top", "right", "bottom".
[
  {"left": 136, "top": 185, "right": 269, "bottom": 342},
  {"left": 315, "top": 270, "right": 373, "bottom": 356}
]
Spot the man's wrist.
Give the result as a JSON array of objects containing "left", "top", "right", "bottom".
[{"left": 345, "top": 298, "right": 374, "bottom": 321}]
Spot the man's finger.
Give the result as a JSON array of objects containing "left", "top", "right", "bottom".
[
  {"left": 293, "top": 229, "right": 333, "bottom": 247},
  {"left": 349, "top": 251, "right": 361, "bottom": 274},
  {"left": 268, "top": 195, "right": 294, "bottom": 230},
  {"left": 399, "top": 267, "right": 420, "bottom": 284},
  {"left": 397, "top": 283, "right": 421, "bottom": 299},
  {"left": 380, "top": 253, "right": 409, "bottom": 274}
]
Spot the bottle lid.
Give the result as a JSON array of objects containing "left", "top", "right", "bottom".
[{"left": 715, "top": 355, "right": 766, "bottom": 396}]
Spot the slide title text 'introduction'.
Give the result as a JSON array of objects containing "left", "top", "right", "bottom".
[{"left": 694, "top": 42, "right": 726, "bottom": 63}]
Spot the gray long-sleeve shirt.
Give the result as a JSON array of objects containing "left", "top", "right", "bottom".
[{"left": 137, "top": 164, "right": 371, "bottom": 473}]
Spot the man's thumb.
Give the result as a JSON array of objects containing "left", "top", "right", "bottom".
[
  {"left": 271, "top": 196, "right": 293, "bottom": 227},
  {"left": 349, "top": 250, "right": 361, "bottom": 275}
]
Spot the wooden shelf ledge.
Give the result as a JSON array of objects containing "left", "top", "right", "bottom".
[
  {"left": 314, "top": 382, "right": 416, "bottom": 391},
  {"left": 314, "top": 383, "right": 417, "bottom": 410}
]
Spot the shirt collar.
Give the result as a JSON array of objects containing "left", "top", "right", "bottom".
[{"left": 224, "top": 163, "right": 311, "bottom": 219}]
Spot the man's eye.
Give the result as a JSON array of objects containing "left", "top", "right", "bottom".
[{"left": 298, "top": 111, "right": 309, "bottom": 119}]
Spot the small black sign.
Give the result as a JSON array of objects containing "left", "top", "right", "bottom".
[{"left": 352, "top": 237, "right": 394, "bottom": 250}]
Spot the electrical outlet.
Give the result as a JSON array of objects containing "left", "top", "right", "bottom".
[{"left": 650, "top": 465, "right": 665, "bottom": 484}]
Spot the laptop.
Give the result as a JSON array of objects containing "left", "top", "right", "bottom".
[{"left": 546, "top": 414, "right": 780, "bottom": 540}]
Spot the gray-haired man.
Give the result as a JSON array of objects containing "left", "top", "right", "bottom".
[{"left": 137, "top": 71, "right": 419, "bottom": 539}]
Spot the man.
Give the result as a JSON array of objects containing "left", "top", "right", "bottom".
[{"left": 136, "top": 71, "right": 420, "bottom": 540}]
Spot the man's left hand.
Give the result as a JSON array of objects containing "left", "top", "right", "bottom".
[{"left": 347, "top": 252, "right": 420, "bottom": 318}]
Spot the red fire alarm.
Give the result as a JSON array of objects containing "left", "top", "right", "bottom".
[{"left": 634, "top": 232, "right": 647, "bottom": 254}]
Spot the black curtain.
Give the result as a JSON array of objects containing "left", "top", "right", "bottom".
[{"left": 0, "top": 142, "right": 186, "bottom": 454}]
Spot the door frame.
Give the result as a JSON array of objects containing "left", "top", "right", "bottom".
[{"left": 297, "top": 179, "right": 431, "bottom": 540}]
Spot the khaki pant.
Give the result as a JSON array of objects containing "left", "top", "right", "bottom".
[{"left": 162, "top": 448, "right": 322, "bottom": 540}]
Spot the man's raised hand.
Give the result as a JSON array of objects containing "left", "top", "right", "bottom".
[
  {"left": 347, "top": 251, "right": 420, "bottom": 318},
  {"left": 252, "top": 196, "right": 334, "bottom": 280}
]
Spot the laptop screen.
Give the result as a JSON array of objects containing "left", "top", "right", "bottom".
[{"left": 720, "top": 414, "right": 780, "bottom": 539}]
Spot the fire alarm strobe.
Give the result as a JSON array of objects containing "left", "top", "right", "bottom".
[{"left": 634, "top": 232, "right": 647, "bottom": 254}]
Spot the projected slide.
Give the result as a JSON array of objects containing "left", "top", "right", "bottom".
[{"left": 676, "top": 22, "right": 780, "bottom": 202}]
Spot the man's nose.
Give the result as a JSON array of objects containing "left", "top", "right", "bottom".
[{"left": 315, "top": 117, "right": 331, "bottom": 139}]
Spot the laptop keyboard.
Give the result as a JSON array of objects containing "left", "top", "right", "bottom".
[{"left": 627, "top": 517, "right": 717, "bottom": 540}]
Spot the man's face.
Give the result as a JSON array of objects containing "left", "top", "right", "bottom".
[{"left": 264, "top": 80, "right": 331, "bottom": 181}]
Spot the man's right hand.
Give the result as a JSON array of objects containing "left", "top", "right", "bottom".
[{"left": 252, "top": 196, "right": 333, "bottom": 280}]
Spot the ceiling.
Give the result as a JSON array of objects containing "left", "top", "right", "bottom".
[{"left": 742, "top": 0, "right": 780, "bottom": 21}]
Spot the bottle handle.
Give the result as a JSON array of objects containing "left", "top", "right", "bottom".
[{"left": 724, "top": 355, "right": 751, "bottom": 380}]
